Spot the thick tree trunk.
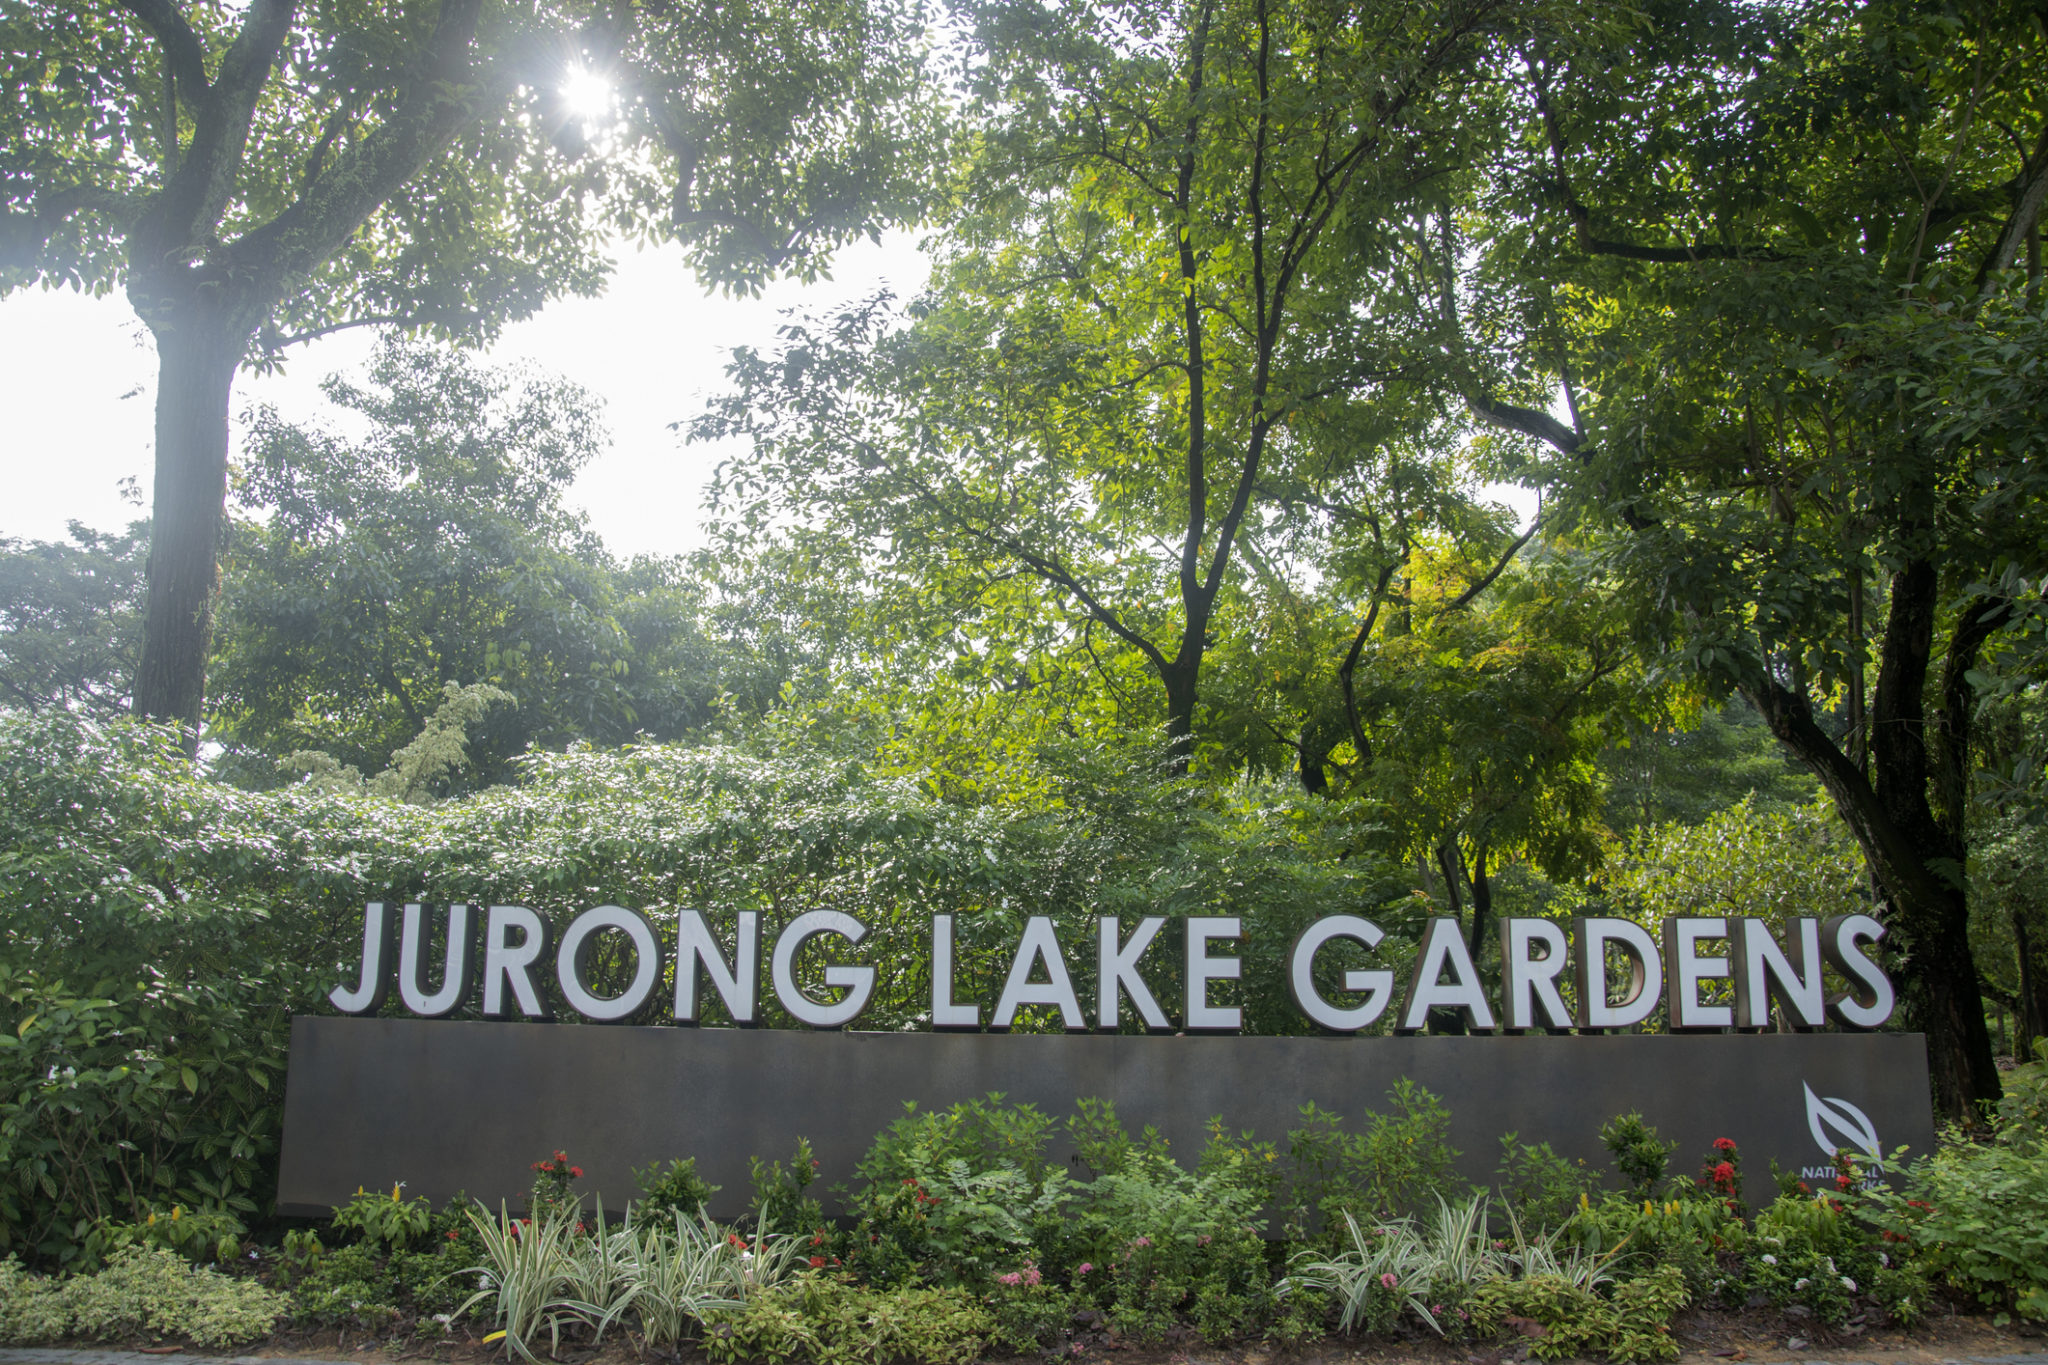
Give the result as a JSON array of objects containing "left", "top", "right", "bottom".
[
  {"left": 131, "top": 320, "right": 245, "bottom": 753},
  {"left": 1742, "top": 562, "right": 2003, "bottom": 1120}
]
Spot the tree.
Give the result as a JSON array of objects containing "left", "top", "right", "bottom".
[
  {"left": 0, "top": 519, "right": 147, "bottom": 715},
  {"left": 1470, "top": 0, "right": 2048, "bottom": 1112},
  {"left": 701, "top": 0, "right": 1546, "bottom": 771},
  {"left": 211, "top": 337, "right": 738, "bottom": 783},
  {"left": 1, "top": 0, "right": 940, "bottom": 749}
]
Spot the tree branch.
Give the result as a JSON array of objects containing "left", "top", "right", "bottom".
[
  {"left": 1444, "top": 516, "right": 1540, "bottom": 613},
  {"left": 115, "top": 0, "right": 210, "bottom": 99},
  {"left": 1467, "top": 392, "right": 1581, "bottom": 454}
]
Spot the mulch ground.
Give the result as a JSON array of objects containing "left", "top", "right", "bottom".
[{"left": 228, "top": 1293, "right": 2044, "bottom": 1365}]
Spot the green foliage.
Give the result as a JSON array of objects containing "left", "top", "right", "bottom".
[
  {"left": 1996, "top": 1040, "right": 2048, "bottom": 1142},
  {"left": 219, "top": 341, "right": 753, "bottom": 786},
  {"left": 1496, "top": 1135, "right": 1599, "bottom": 1234},
  {"left": 84, "top": 1203, "right": 245, "bottom": 1267},
  {"left": 1472, "top": 1263, "right": 1689, "bottom": 1364},
  {"left": 633, "top": 1159, "right": 721, "bottom": 1228},
  {"left": 1600, "top": 1113, "right": 1676, "bottom": 1198},
  {"left": 0, "top": 1257, "right": 68, "bottom": 1344},
  {"left": 333, "top": 1184, "right": 434, "bottom": 1253},
  {"left": 843, "top": 1096, "right": 1070, "bottom": 1288},
  {"left": 0, "top": 713, "right": 304, "bottom": 1267},
  {"left": 1284, "top": 1196, "right": 1509, "bottom": 1341},
  {"left": 1606, "top": 798, "right": 1867, "bottom": 931},
  {"left": 1858, "top": 1129, "right": 2048, "bottom": 1322},
  {"left": 1051, "top": 1105, "right": 1278, "bottom": 1343},
  {"left": 1282, "top": 1084, "right": 1465, "bottom": 1238},
  {"left": 50, "top": 1246, "right": 288, "bottom": 1349},
  {"left": 748, "top": 1139, "right": 824, "bottom": 1238},
  {"left": 0, "top": 518, "right": 146, "bottom": 717},
  {"left": 701, "top": 1279, "right": 994, "bottom": 1365}
]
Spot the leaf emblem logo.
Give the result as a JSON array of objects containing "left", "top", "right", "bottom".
[{"left": 1804, "top": 1081, "right": 1882, "bottom": 1165}]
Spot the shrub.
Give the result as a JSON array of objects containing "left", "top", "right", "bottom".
[
  {"left": 332, "top": 1183, "right": 434, "bottom": 1251},
  {"left": 701, "top": 1279, "right": 994, "bottom": 1365},
  {"left": 843, "top": 1097, "right": 1072, "bottom": 1288},
  {"left": 1059, "top": 1107, "right": 1277, "bottom": 1342},
  {"left": 749, "top": 1138, "right": 826, "bottom": 1238},
  {"left": 634, "top": 1158, "right": 721, "bottom": 1227},
  {"left": 1472, "top": 1262, "right": 1689, "bottom": 1363},
  {"left": 1599, "top": 1113, "right": 1676, "bottom": 1197},
  {"left": 1281, "top": 1083, "right": 1464, "bottom": 1238},
  {"left": 1857, "top": 1127, "right": 2048, "bottom": 1322},
  {"left": 60, "top": 1245, "right": 288, "bottom": 1348},
  {"left": 83, "top": 1203, "right": 246, "bottom": 1267},
  {"left": 1496, "top": 1134, "right": 1598, "bottom": 1234},
  {"left": 0, "top": 1256, "right": 68, "bottom": 1344}
]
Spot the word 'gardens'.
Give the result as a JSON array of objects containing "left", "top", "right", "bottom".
[{"left": 332, "top": 903, "right": 1896, "bottom": 1034}]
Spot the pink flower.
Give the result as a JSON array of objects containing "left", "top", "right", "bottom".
[
  {"left": 1379, "top": 1272, "right": 1398, "bottom": 1290},
  {"left": 1075, "top": 1263, "right": 1093, "bottom": 1277},
  {"left": 1131, "top": 1236, "right": 1152, "bottom": 1248},
  {"left": 997, "top": 1272, "right": 1022, "bottom": 1287},
  {"left": 1195, "top": 1234, "right": 1210, "bottom": 1246}
]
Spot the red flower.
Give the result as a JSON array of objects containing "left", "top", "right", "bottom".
[
  {"left": 447, "top": 1230, "right": 459, "bottom": 1241},
  {"left": 1797, "top": 1182, "right": 1811, "bottom": 1195},
  {"left": 1836, "top": 1172, "right": 1854, "bottom": 1191},
  {"left": 1711, "top": 1161, "right": 1736, "bottom": 1186},
  {"left": 809, "top": 1256, "right": 826, "bottom": 1269},
  {"left": 1713, "top": 1138, "right": 1737, "bottom": 1153},
  {"left": 570, "top": 1166, "right": 583, "bottom": 1178}
]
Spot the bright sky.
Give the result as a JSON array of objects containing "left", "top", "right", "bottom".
[{"left": 0, "top": 233, "right": 933, "bottom": 559}]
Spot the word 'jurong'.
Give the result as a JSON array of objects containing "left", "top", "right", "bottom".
[{"left": 329, "top": 904, "right": 1896, "bottom": 1034}]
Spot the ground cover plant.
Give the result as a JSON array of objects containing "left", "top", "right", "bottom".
[{"left": 4, "top": 1082, "right": 2043, "bottom": 1363}]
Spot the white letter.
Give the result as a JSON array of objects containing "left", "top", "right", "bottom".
[
  {"left": 1287, "top": 915, "right": 1394, "bottom": 1032},
  {"left": 1733, "top": 917, "right": 1825, "bottom": 1030},
  {"left": 1662, "top": 917, "right": 1733, "bottom": 1030},
  {"left": 674, "top": 910, "right": 759, "bottom": 1024},
  {"left": 556, "top": 905, "right": 663, "bottom": 1023},
  {"left": 931, "top": 914, "right": 981, "bottom": 1029},
  {"left": 1399, "top": 917, "right": 1495, "bottom": 1033},
  {"left": 330, "top": 902, "right": 399, "bottom": 1014},
  {"left": 1185, "top": 917, "right": 1242, "bottom": 1032},
  {"left": 771, "top": 910, "right": 874, "bottom": 1029},
  {"left": 1573, "top": 918, "right": 1661, "bottom": 1031},
  {"left": 1822, "top": 913, "right": 1895, "bottom": 1029},
  {"left": 481, "top": 905, "right": 553, "bottom": 1020},
  {"left": 399, "top": 903, "right": 478, "bottom": 1018},
  {"left": 1097, "top": 917, "right": 1170, "bottom": 1031},
  {"left": 1499, "top": 918, "right": 1572, "bottom": 1032},
  {"left": 992, "top": 916, "right": 1085, "bottom": 1031}
]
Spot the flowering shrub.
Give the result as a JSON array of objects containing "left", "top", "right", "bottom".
[{"left": 333, "top": 1183, "right": 433, "bottom": 1251}]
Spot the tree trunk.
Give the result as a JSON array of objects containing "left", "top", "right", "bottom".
[
  {"left": 1162, "top": 662, "right": 1199, "bottom": 775},
  {"left": 2016, "top": 901, "right": 2048, "bottom": 1057},
  {"left": 1743, "top": 650, "right": 2002, "bottom": 1119},
  {"left": 131, "top": 319, "right": 245, "bottom": 753}
]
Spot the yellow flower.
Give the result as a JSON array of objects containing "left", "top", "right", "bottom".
[
  {"left": 1667, "top": 1201, "right": 1679, "bottom": 1216},
  {"left": 171, "top": 1206, "right": 181, "bottom": 1220},
  {"left": 146, "top": 1212, "right": 156, "bottom": 1225},
  {"left": 1643, "top": 1199, "right": 1653, "bottom": 1215},
  {"left": 391, "top": 1183, "right": 402, "bottom": 1201},
  {"left": 1579, "top": 1192, "right": 1591, "bottom": 1211}
]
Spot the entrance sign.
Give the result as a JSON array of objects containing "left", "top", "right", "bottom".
[
  {"left": 326, "top": 903, "right": 1898, "bottom": 1034},
  {"left": 275, "top": 1021, "right": 1935, "bottom": 1218},
  {"left": 286, "top": 901, "right": 1922, "bottom": 1217}
]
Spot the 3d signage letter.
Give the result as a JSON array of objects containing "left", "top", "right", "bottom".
[{"left": 330, "top": 902, "right": 1899, "bottom": 1033}]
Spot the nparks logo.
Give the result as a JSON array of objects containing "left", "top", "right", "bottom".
[{"left": 1799, "top": 1080, "right": 1885, "bottom": 1186}]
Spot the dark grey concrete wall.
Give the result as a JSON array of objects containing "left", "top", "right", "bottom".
[{"left": 275, "top": 1018, "right": 1933, "bottom": 1218}]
